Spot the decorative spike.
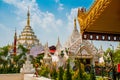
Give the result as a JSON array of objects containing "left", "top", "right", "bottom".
[
  {"left": 74, "top": 19, "right": 76, "bottom": 25},
  {"left": 56, "top": 37, "right": 62, "bottom": 51},
  {"left": 74, "top": 18, "right": 77, "bottom": 31},
  {"left": 27, "top": 6, "right": 30, "bottom": 26},
  {"left": 100, "top": 45, "right": 103, "bottom": 50},
  {"left": 57, "top": 37, "right": 60, "bottom": 44},
  {"left": 13, "top": 28, "right": 17, "bottom": 56}
]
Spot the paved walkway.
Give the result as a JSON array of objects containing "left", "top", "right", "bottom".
[{"left": 24, "top": 74, "right": 51, "bottom": 80}]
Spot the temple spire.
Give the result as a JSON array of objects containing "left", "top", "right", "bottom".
[
  {"left": 27, "top": 7, "right": 30, "bottom": 26},
  {"left": 13, "top": 28, "right": 17, "bottom": 56},
  {"left": 17, "top": 6, "right": 40, "bottom": 48},
  {"left": 57, "top": 37, "right": 60, "bottom": 45},
  {"left": 44, "top": 42, "right": 49, "bottom": 57},
  {"left": 100, "top": 45, "right": 103, "bottom": 50},
  {"left": 56, "top": 37, "right": 61, "bottom": 47},
  {"left": 56, "top": 37, "right": 62, "bottom": 54}
]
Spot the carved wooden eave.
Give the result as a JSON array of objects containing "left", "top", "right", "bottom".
[
  {"left": 78, "top": 0, "right": 120, "bottom": 41},
  {"left": 69, "top": 55, "right": 93, "bottom": 59}
]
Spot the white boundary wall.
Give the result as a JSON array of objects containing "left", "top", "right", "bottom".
[
  {"left": 0, "top": 74, "right": 24, "bottom": 80},
  {"left": 0, "top": 74, "right": 51, "bottom": 80}
]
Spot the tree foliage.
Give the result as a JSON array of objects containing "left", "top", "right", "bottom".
[
  {"left": 39, "top": 65, "right": 50, "bottom": 77},
  {"left": 58, "top": 67, "right": 64, "bottom": 80},
  {"left": 64, "top": 59, "right": 72, "bottom": 80},
  {"left": 114, "top": 49, "right": 120, "bottom": 64}
]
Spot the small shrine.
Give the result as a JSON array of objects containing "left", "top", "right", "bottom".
[
  {"left": 43, "top": 42, "right": 52, "bottom": 65},
  {"left": 64, "top": 19, "right": 99, "bottom": 66},
  {"left": 20, "top": 53, "right": 35, "bottom": 74}
]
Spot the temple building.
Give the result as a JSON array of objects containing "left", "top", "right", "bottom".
[
  {"left": 64, "top": 19, "right": 99, "bottom": 65},
  {"left": 77, "top": 0, "right": 120, "bottom": 41},
  {"left": 42, "top": 18, "right": 104, "bottom": 68},
  {"left": 8, "top": 8, "right": 43, "bottom": 56},
  {"left": 43, "top": 18, "right": 105, "bottom": 67},
  {"left": 17, "top": 9, "right": 40, "bottom": 49}
]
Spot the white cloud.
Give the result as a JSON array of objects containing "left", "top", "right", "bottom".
[
  {"left": 54, "top": 0, "right": 64, "bottom": 11},
  {"left": 3, "top": 0, "right": 63, "bottom": 32},
  {"left": 66, "top": 8, "right": 79, "bottom": 33},
  {"left": 55, "top": 0, "right": 59, "bottom": 3},
  {"left": 2, "top": 0, "right": 64, "bottom": 46},
  {"left": 1, "top": 0, "right": 79, "bottom": 47},
  {"left": 0, "top": 23, "right": 13, "bottom": 47},
  {"left": 58, "top": 3, "right": 64, "bottom": 11}
]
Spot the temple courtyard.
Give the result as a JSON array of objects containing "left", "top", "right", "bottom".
[{"left": 0, "top": 0, "right": 120, "bottom": 80}]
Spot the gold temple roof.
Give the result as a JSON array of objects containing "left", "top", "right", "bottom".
[{"left": 78, "top": 0, "right": 120, "bottom": 41}]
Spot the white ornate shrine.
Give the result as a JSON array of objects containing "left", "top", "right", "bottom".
[
  {"left": 20, "top": 54, "right": 35, "bottom": 74},
  {"left": 64, "top": 19, "right": 98, "bottom": 65},
  {"left": 97, "top": 46, "right": 104, "bottom": 63},
  {"left": 43, "top": 42, "right": 52, "bottom": 65}
]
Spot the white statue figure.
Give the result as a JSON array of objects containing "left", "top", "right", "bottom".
[{"left": 20, "top": 53, "right": 35, "bottom": 74}]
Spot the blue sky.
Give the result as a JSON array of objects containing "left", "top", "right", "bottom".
[{"left": 0, "top": 0, "right": 119, "bottom": 50}]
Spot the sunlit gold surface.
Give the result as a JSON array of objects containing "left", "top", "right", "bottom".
[{"left": 78, "top": 0, "right": 120, "bottom": 35}]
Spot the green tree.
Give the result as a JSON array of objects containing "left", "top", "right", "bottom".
[
  {"left": 90, "top": 65, "right": 96, "bottom": 80},
  {"left": 58, "top": 67, "right": 64, "bottom": 80},
  {"left": 50, "top": 66, "right": 57, "bottom": 80},
  {"left": 12, "top": 45, "right": 28, "bottom": 72},
  {"left": 113, "top": 49, "right": 120, "bottom": 64},
  {"left": 39, "top": 65, "right": 50, "bottom": 77},
  {"left": 32, "top": 54, "right": 44, "bottom": 66},
  {"left": 64, "top": 59, "right": 72, "bottom": 80},
  {"left": 104, "top": 48, "right": 112, "bottom": 65},
  {"left": 0, "top": 45, "right": 9, "bottom": 73},
  {"left": 72, "top": 60, "right": 86, "bottom": 80}
]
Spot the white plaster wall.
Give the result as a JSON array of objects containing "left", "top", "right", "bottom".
[
  {"left": 0, "top": 74, "right": 51, "bottom": 80},
  {"left": 0, "top": 74, "right": 24, "bottom": 80}
]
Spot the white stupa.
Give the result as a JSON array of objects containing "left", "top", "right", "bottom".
[{"left": 20, "top": 53, "right": 35, "bottom": 74}]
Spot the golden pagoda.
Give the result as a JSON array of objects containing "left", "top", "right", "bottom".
[{"left": 17, "top": 8, "right": 40, "bottom": 49}]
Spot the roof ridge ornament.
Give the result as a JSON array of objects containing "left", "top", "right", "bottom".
[{"left": 74, "top": 18, "right": 77, "bottom": 31}]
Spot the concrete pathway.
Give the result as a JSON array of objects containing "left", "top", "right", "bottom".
[{"left": 24, "top": 74, "right": 51, "bottom": 80}]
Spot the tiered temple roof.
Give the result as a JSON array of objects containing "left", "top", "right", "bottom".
[
  {"left": 17, "top": 9, "right": 40, "bottom": 49},
  {"left": 78, "top": 0, "right": 120, "bottom": 41}
]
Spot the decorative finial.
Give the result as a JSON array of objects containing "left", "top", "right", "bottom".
[
  {"left": 100, "top": 45, "right": 103, "bottom": 50},
  {"left": 13, "top": 27, "right": 17, "bottom": 56},
  {"left": 46, "top": 42, "right": 48, "bottom": 48},
  {"left": 58, "top": 36, "right": 60, "bottom": 43},
  {"left": 74, "top": 18, "right": 77, "bottom": 30},
  {"left": 14, "top": 27, "right": 17, "bottom": 38},
  {"left": 27, "top": 6, "right": 30, "bottom": 26}
]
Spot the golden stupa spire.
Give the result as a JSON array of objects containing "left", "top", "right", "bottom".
[{"left": 27, "top": 6, "right": 30, "bottom": 26}]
